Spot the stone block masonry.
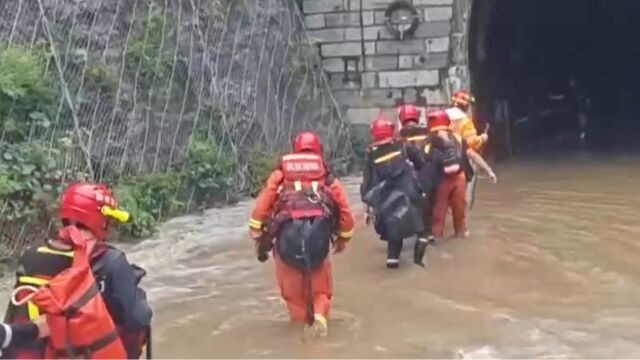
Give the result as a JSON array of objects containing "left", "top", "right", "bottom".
[
  {"left": 325, "top": 12, "right": 374, "bottom": 27},
  {"left": 302, "top": 0, "right": 460, "bottom": 126},
  {"left": 321, "top": 42, "right": 376, "bottom": 57},
  {"left": 303, "top": 0, "right": 345, "bottom": 13},
  {"left": 378, "top": 70, "right": 439, "bottom": 88}
]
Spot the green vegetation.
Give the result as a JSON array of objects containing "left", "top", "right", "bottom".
[
  {"left": 83, "top": 60, "right": 118, "bottom": 94},
  {"left": 247, "top": 149, "right": 278, "bottom": 196},
  {"left": 112, "top": 123, "right": 276, "bottom": 240},
  {"left": 1, "top": 45, "right": 60, "bottom": 223},
  {"left": 288, "top": 38, "right": 318, "bottom": 77},
  {"left": 125, "top": 4, "right": 174, "bottom": 84},
  {"left": 0, "top": 43, "right": 277, "bottom": 255},
  {"left": 0, "top": 45, "right": 92, "bottom": 259},
  {"left": 0, "top": 44, "right": 54, "bottom": 143},
  {"left": 0, "top": 0, "right": 334, "bottom": 258}
]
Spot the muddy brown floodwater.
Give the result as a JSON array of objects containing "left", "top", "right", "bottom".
[{"left": 5, "top": 154, "right": 640, "bottom": 358}]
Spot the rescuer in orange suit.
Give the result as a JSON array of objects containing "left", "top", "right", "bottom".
[
  {"left": 248, "top": 131, "right": 354, "bottom": 337},
  {"left": 447, "top": 90, "right": 488, "bottom": 152},
  {"left": 427, "top": 111, "right": 497, "bottom": 239},
  {"left": 4, "top": 183, "right": 152, "bottom": 359}
]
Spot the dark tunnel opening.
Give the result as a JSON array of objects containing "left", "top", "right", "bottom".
[{"left": 469, "top": 0, "right": 640, "bottom": 158}]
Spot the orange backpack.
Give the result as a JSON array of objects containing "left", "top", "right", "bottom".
[{"left": 31, "top": 226, "right": 127, "bottom": 359}]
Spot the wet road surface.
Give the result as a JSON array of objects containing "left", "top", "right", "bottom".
[{"left": 7, "top": 154, "right": 640, "bottom": 358}]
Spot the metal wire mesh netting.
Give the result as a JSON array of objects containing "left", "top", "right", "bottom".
[{"left": 0, "top": 0, "right": 353, "bottom": 259}]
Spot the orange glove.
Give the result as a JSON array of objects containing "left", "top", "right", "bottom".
[{"left": 333, "top": 237, "right": 349, "bottom": 254}]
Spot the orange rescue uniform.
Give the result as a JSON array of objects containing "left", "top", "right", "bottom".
[
  {"left": 249, "top": 154, "right": 354, "bottom": 322},
  {"left": 451, "top": 114, "right": 484, "bottom": 152},
  {"left": 432, "top": 171, "right": 467, "bottom": 238},
  {"left": 431, "top": 133, "right": 469, "bottom": 238}
]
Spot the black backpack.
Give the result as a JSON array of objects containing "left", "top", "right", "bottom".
[
  {"left": 276, "top": 216, "right": 334, "bottom": 271},
  {"left": 272, "top": 183, "right": 336, "bottom": 272}
]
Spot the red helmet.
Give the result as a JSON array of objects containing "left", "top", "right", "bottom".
[
  {"left": 427, "top": 110, "right": 451, "bottom": 131},
  {"left": 370, "top": 116, "right": 395, "bottom": 144},
  {"left": 292, "top": 131, "right": 322, "bottom": 154},
  {"left": 398, "top": 104, "right": 420, "bottom": 126},
  {"left": 451, "top": 90, "right": 475, "bottom": 108},
  {"left": 59, "top": 183, "right": 120, "bottom": 241}
]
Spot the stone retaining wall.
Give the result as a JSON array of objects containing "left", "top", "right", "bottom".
[{"left": 302, "top": 0, "right": 469, "bottom": 126}]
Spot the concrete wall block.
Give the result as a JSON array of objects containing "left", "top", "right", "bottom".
[
  {"left": 332, "top": 89, "right": 359, "bottom": 107},
  {"left": 308, "top": 28, "right": 345, "bottom": 42},
  {"left": 378, "top": 70, "right": 439, "bottom": 88},
  {"left": 322, "top": 58, "right": 347, "bottom": 73},
  {"left": 413, "top": 52, "right": 449, "bottom": 69},
  {"left": 422, "top": 87, "right": 447, "bottom": 105},
  {"left": 321, "top": 41, "right": 375, "bottom": 57},
  {"left": 376, "top": 39, "right": 425, "bottom": 55},
  {"left": 348, "top": 107, "right": 402, "bottom": 125},
  {"left": 353, "top": 23, "right": 396, "bottom": 40},
  {"left": 334, "top": 89, "right": 398, "bottom": 108},
  {"left": 403, "top": 88, "right": 419, "bottom": 104},
  {"left": 359, "top": 0, "right": 398, "bottom": 10},
  {"left": 346, "top": 107, "right": 384, "bottom": 125},
  {"left": 345, "top": 26, "right": 386, "bottom": 40},
  {"left": 378, "top": 26, "right": 396, "bottom": 40},
  {"left": 413, "top": 21, "right": 451, "bottom": 38},
  {"left": 373, "top": 19, "right": 450, "bottom": 38},
  {"left": 362, "top": 72, "right": 377, "bottom": 88},
  {"left": 413, "top": 0, "right": 454, "bottom": 5},
  {"left": 304, "top": 14, "right": 325, "bottom": 29},
  {"left": 398, "top": 52, "right": 449, "bottom": 70},
  {"left": 329, "top": 73, "right": 361, "bottom": 90},
  {"left": 425, "top": 36, "right": 450, "bottom": 53},
  {"left": 423, "top": 6, "right": 453, "bottom": 21},
  {"left": 398, "top": 55, "right": 413, "bottom": 69},
  {"left": 374, "top": 11, "right": 387, "bottom": 25},
  {"left": 325, "top": 11, "right": 374, "bottom": 27},
  {"left": 303, "top": 0, "right": 345, "bottom": 13},
  {"left": 364, "top": 55, "right": 399, "bottom": 71}
]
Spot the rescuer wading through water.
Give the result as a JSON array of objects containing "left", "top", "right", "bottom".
[
  {"left": 361, "top": 115, "right": 437, "bottom": 268},
  {"left": 427, "top": 110, "right": 498, "bottom": 239},
  {"left": 446, "top": 90, "right": 490, "bottom": 210},
  {"left": 249, "top": 131, "right": 355, "bottom": 338},
  {"left": 396, "top": 104, "right": 442, "bottom": 251}
]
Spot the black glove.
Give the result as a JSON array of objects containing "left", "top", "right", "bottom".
[
  {"left": 131, "top": 264, "right": 147, "bottom": 285},
  {"left": 256, "top": 242, "right": 272, "bottom": 263},
  {"left": 257, "top": 252, "right": 269, "bottom": 263}
]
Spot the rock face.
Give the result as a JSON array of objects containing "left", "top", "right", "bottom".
[
  {"left": 301, "top": 0, "right": 471, "bottom": 125},
  {"left": 0, "top": 0, "right": 356, "bottom": 258},
  {"left": 0, "top": 0, "right": 353, "bottom": 179}
]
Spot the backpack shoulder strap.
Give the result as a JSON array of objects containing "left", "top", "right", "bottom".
[{"left": 91, "top": 246, "right": 122, "bottom": 276}]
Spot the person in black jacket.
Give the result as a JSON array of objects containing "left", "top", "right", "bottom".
[
  {"left": 397, "top": 103, "right": 442, "bottom": 250},
  {"left": 361, "top": 116, "right": 430, "bottom": 269},
  {"left": 3, "top": 183, "right": 152, "bottom": 359},
  {"left": 0, "top": 318, "right": 47, "bottom": 357}
]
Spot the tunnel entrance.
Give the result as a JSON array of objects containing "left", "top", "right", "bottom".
[{"left": 469, "top": 0, "right": 640, "bottom": 157}]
